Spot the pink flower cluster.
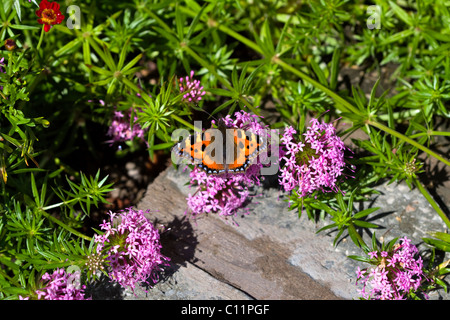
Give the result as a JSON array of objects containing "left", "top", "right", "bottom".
[
  {"left": 107, "top": 108, "right": 146, "bottom": 145},
  {"left": 221, "top": 109, "right": 269, "bottom": 136},
  {"left": 279, "top": 118, "right": 346, "bottom": 197},
  {"left": 179, "top": 71, "right": 205, "bottom": 103},
  {"left": 35, "top": 268, "right": 89, "bottom": 300},
  {"left": 94, "top": 208, "right": 169, "bottom": 291},
  {"left": 187, "top": 165, "right": 261, "bottom": 219},
  {"left": 186, "top": 111, "right": 267, "bottom": 219},
  {"left": 356, "top": 237, "right": 429, "bottom": 300}
]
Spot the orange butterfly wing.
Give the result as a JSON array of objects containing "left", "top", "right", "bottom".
[
  {"left": 173, "top": 126, "right": 267, "bottom": 175},
  {"left": 226, "top": 129, "right": 266, "bottom": 172}
]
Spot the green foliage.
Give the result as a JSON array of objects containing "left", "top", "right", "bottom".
[
  {"left": 424, "top": 232, "right": 450, "bottom": 253},
  {"left": 314, "top": 191, "right": 380, "bottom": 248}
]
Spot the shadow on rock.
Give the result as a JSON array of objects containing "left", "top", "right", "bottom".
[
  {"left": 85, "top": 274, "right": 124, "bottom": 300},
  {"left": 154, "top": 215, "right": 199, "bottom": 283}
]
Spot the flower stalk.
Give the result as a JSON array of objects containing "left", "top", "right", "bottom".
[
  {"left": 35, "top": 25, "right": 45, "bottom": 53},
  {"left": 39, "top": 209, "right": 92, "bottom": 242},
  {"left": 413, "top": 177, "right": 450, "bottom": 230}
]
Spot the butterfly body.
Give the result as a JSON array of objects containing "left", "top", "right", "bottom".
[{"left": 172, "top": 121, "right": 267, "bottom": 175}]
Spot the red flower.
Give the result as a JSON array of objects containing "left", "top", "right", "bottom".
[{"left": 36, "top": 0, "right": 65, "bottom": 32}]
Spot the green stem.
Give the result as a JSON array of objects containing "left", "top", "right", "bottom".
[
  {"left": 0, "top": 267, "right": 21, "bottom": 287},
  {"left": 178, "top": 6, "right": 263, "bottom": 55},
  {"left": 27, "top": 26, "right": 46, "bottom": 75},
  {"left": 42, "top": 197, "right": 79, "bottom": 211},
  {"left": 273, "top": 57, "right": 362, "bottom": 115},
  {"left": 413, "top": 177, "right": 450, "bottom": 230},
  {"left": 409, "top": 131, "right": 450, "bottom": 139},
  {"left": 142, "top": 6, "right": 173, "bottom": 34},
  {"left": 40, "top": 209, "right": 92, "bottom": 242},
  {"left": 170, "top": 113, "right": 198, "bottom": 132},
  {"left": 368, "top": 120, "right": 450, "bottom": 167},
  {"left": 35, "top": 26, "right": 45, "bottom": 52},
  {"left": 377, "top": 109, "right": 421, "bottom": 121},
  {"left": 215, "top": 22, "right": 263, "bottom": 55}
]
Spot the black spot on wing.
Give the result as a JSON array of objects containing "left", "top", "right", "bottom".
[{"left": 189, "top": 135, "right": 196, "bottom": 146}]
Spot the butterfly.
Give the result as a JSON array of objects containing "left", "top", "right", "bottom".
[{"left": 172, "top": 120, "right": 267, "bottom": 175}]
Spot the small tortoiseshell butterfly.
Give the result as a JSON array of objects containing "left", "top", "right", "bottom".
[{"left": 172, "top": 120, "right": 267, "bottom": 175}]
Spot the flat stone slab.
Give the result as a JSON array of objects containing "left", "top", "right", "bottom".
[
  {"left": 126, "top": 166, "right": 450, "bottom": 300},
  {"left": 125, "top": 260, "right": 253, "bottom": 300}
]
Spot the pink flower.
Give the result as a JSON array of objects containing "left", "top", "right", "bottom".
[
  {"left": 279, "top": 118, "right": 348, "bottom": 196},
  {"left": 94, "top": 208, "right": 169, "bottom": 292},
  {"left": 179, "top": 71, "right": 206, "bottom": 103},
  {"left": 355, "top": 237, "right": 430, "bottom": 300},
  {"left": 106, "top": 108, "right": 146, "bottom": 145},
  {"left": 35, "top": 268, "right": 89, "bottom": 300},
  {"left": 187, "top": 167, "right": 255, "bottom": 219}
]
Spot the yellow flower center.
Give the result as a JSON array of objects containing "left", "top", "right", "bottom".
[
  {"left": 295, "top": 142, "right": 319, "bottom": 166},
  {"left": 41, "top": 9, "right": 56, "bottom": 24}
]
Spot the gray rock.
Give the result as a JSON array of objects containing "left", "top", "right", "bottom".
[{"left": 126, "top": 166, "right": 449, "bottom": 300}]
